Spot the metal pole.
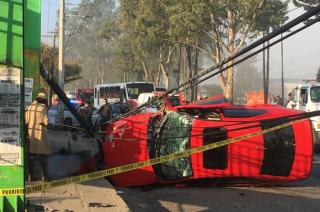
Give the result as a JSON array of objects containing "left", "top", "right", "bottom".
[
  {"left": 281, "top": 33, "right": 284, "bottom": 106},
  {"left": 40, "top": 67, "right": 95, "bottom": 136},
  {"left": 58, "top": 0, "right": 65, "bottom": 124},
  {"left": 263, "top": 38, "right": 266, "bottom": 104},
  {"left": 49, "top": 32, "right": 56, "bottom": 107}
]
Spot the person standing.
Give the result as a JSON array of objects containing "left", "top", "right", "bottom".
[
  {"left": 98, "top": 97, "right": 112, "bottom": 131},
  {"left": 84, "top": 100, "right": 93, "bottom": 124},
  {"left": 25, "top": 92, "right": 49, "bottom": 181}
]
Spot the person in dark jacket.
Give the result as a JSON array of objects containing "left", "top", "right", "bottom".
[{"left": 98, "top": 97, "right": 112, "bottom": 131}]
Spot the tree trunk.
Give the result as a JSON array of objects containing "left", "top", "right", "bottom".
[
  {"left": 156, "top": 63, "right": 161, "bottom": 85},
  {"left": 140, "top": 58, "right": 149, "bottom": 81},
  {"left": 93, "top": 33, "right": 104, "bottom": 84},
  {"left": 96, "top": 59, "right": 103, "bottom": 84},
  {"left": 186, "top": 46, "right": 193, "bottom": 102},
  {"left": 160, "top": 63, "right": 169, "bottom": 89},
  {"left": 176, "top": 45, "right": 182, "bottom": 85},
  {"left": 225, "top": 9, "right": 235, "bottom": 103},
  {"left": 225, "top": 61, "right": 234, "bottom": 102},
  {"left": 194, "top": 49, "right": 199, "bottom": 100}
]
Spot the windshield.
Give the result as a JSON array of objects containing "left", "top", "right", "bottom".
[
  {"left": 154, "top": 111, "right": 193, "bottom": 180},
  {"left": 310, "top": 86, "right": 320, "bottom": 102},
  {"left": 126, "top": 83, "right": 155, "bottom": 99}
]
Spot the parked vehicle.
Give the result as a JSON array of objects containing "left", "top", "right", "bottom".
[
  {"left": 286, "top": 82, "right": 320, "bottom": 142},
  {"left": 48, "top": 103, "right": 100, "bottom": 128},
  {"left": 94, "top": 82, "right": 155, "bottom": 109},
  {"left": 103, "top": 104, "right": 313, "bottom": 187},
  {"left": 137, "top": 92, "right": 186, "bottom": 113},
  {"left": 76, "top": 88, "right": 94, "bottom": 105}
]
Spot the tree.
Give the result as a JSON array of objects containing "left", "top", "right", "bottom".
[
  {"left": 166, "top": 1, "right": 208, "bottom": 100},
  {"left": 159, "top": 1, "right": 287, "bottom": 102},
  {"left": 40, "top": 43, "right": 82, "bottom": 85},
  {"left": 64, "top": 0, "right": 118, "bottom": 87},
  {"left": 118, "top": 0, "right": 178, "bottom": 86}
]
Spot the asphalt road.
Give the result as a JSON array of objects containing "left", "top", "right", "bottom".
[
  {"left": 116, "top": 155, "right": 320, "bottom": 212},
  {"left": 46, "top": 129, "right": 320, "bottom": 211}
]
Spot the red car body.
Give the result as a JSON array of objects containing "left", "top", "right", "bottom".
[{"left": 103, "top": 104, "right": 313, "bottom": 187}]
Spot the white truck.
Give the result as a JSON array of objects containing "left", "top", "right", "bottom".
[{"left": 286, "top": 82, "right": 320, "bottom": 146}]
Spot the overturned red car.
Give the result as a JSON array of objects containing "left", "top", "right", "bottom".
[{"left": 103, "top": 103, "right": 313, "bottom": 187}]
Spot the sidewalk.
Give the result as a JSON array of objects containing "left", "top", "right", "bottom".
[
  {"left": 26, "top": 178, "right": 129, "bottom": 212},
  {"left": 26, "top": 129, "right": 129, "bottom": 211}
]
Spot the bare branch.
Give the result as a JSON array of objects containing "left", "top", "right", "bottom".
[{"left": 234, "top": 25, "right": 251, "bottom": 54}]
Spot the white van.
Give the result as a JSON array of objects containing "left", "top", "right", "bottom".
[
  {"left": 287, "top": 82, "right": 320, "bottom": 142},
  {"left": 137, "top": 92, "right": 159, "bottom": 113}
]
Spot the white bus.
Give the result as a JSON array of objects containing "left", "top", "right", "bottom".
[{"left": 94, "top": 82, "right": 155, "bottom": 109}]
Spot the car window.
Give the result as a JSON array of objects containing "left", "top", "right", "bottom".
[
  {"left": 111, "top": 103, "right": 131, "bottom": 117},
  {"left": 111, "top": 104, "right": 121, "bottom": 116},
  {"left": 260, "top": 121, "right": 295, "bottom": 176},
  {"left": 156, "top": 111, "right": 193, "bottom": 180},
  {"left": 195, "top": 97, "right": 228, "bottom": 105},
  {"left": 222, "top": 109, "right": 267, "bottom": 117},
  {"left": 203, "top": 128, "right": 227, "bottom": 169}
]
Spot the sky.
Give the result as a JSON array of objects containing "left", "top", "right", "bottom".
[{"left": 41, "top": 1, "right": 320, "bottom": 81}]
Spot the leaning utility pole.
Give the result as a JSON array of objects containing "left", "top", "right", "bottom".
[{"left": 58, "top": 0, "right": 65, "bottom": 124}]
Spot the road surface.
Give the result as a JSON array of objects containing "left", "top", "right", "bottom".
[{"left": 116, "top": 155, "right": 320, "bottom": 212}]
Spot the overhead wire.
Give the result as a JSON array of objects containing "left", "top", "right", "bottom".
[{"left": 178, "top": 16, "right": 320, "bottom": 96}]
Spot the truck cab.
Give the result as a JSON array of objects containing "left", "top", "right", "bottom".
[{"left": 287, "top": 83, "right": 320, "bottom": 138}]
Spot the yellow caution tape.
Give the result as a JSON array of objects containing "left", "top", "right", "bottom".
[
  {"left": 0, "top": 188, "right": 25, "bottom": 196},
  {"left": 0, "top": 119, "right": 306, "bottom": 196}
]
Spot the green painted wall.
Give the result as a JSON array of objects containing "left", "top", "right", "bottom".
[
  {"left": 24, "top": 0, "right": 41, "bottom": 99},
  {"left": 0, "top": 0, "right": 23, "bottom": 67},
  {"left": 0, "top": 0, "right": 41, "bottom": 211},
  {"left": 0, "top": 0, "right": 25, "bottom": 211}
]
